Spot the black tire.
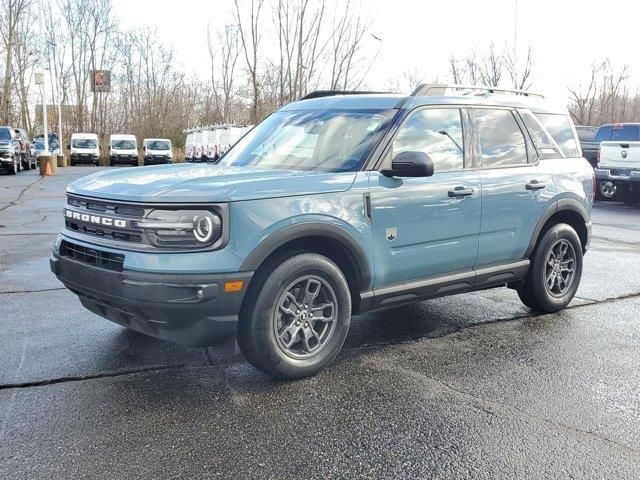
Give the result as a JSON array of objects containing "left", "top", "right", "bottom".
[
  {"left": 518, "top": 223, "right": 583, "bottom": 313},
  {"left": 16, "top": 156, "right": 21, "bottom": 172},
  {"left": 8, "top": 156, "right": 17, "bottom": 175},
  {"left": 237, "top": 252, "right": 352, "bottom": 379},
  {"left": 596, "top": 180, "right": 618, "bottom": 201}
]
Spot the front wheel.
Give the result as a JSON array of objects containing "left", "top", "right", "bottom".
[
  {"left": 518, "top": 223, "right": 583, "bottom": 313},
  {"left": 237, "top": 253, "right": 352, "bottom": 379}
]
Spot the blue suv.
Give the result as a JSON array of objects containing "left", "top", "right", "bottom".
[{"left": 51, "top": 85, "right": 594, "bottom": 378}]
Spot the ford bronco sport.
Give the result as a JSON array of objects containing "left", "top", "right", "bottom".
[{"left": 51, "top": 84, "right": 593, "bottom": 379}]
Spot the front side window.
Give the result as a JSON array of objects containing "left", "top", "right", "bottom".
[
  {"left": 536, "top": 114, "right": 580, "bottom": 157},
  {"left": 219, "top": 109, "right": 393, "bottom": 172},
  {"left": 391, "top": 108, "right": 464, "bottom": 171},
  {"left": 475, "top": 109, "right": 527, "bottom": 167}
]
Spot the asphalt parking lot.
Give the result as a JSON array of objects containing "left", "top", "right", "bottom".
[{"left": 1, "top": 167, "right": 639, "bottom": 479}]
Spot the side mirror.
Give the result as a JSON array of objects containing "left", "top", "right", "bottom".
[
  {"left": 383, "top": 151, "right": 434, "bottom": 177},
  {"left": 66, "top": 144, "right": 70, "bottom": 150},
  {"left": 142, "top": 145, "right": 146, "bottom": 150}
]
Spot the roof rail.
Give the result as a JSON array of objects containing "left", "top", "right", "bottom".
[
  {"left": 411, "top": 83, "right": 544, "bottom": 99},
  {"left": 300, "top": 90, "right": 392, "bottom": 100}
]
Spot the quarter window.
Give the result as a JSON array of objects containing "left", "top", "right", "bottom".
[
  {"left": 520, "top": 111, "right": 563, "bottom": 159},
  {"left": 536, "top": 114, "right": 580, "bottom": 157},
  {"left": 475, "top": 109, "right": 527, "bottom": 167},
  {"left": 392, "top": 108, "right": 464, "bottom": 171}
]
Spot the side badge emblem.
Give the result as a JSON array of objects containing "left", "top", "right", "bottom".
[{"left": 386, "top": 227, "right": 397, "bottom": 242}]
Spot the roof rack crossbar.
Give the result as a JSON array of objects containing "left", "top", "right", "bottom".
[{"left": 411, "top": 83, "right": 544, "bottom": 99}]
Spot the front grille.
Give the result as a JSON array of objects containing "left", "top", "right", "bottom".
[
  {"left": 60, "top": 240, "right": 124, "bottom": 272},
  {"left": 66, "top": 195, "right": 145, "bottom": 244}
]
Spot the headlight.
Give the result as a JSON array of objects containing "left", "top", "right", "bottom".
[{"left": 137, "top": 209, "right": 222, "bottom": 248}]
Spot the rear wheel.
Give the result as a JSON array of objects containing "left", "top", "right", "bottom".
[
  {"left": 237, "top": 252, "right": 352, "bottom": 379},
  {"left": 597, "top": 180, "right": 618, "bottom": 201},
  {"left": 518, "top": 223, "right": 583, "bottom": 313}
]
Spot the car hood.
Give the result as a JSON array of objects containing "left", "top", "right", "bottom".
[{"left": 67, "top": 163, "right": 356, "bottom": 203}]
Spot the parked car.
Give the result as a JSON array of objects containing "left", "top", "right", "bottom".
[
  {"left": 14, "top": 128, "right": 33, "bottom": 170},
  {"left": 51, "top": 84, "right": 593, "bottom": 379},
  {"left": 33, "top": 137, "right": 62, "bottom": 160},
  {"left": 575, "top": 125, "right": 598, "bottom": 168},
  {"left": 0, "top": 126, "right": 22, "bottom": 174},
  {"left": 143, "top": 138, "right": 173, "bottom": 165},
  {"left": 594, "top": 123, "right": 640, "bottom": 201},
  {"left": 68, "top": 132, "right": 99, "bottom": 166},
  {"left": 109, "top": 134, "right": 138, "bottom": 166}
]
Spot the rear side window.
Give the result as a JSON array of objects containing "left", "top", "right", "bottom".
[
  {"left": 520, "top": 111, "right": 563, "bottom": 159},
  {"left": 536, "top": 114, "right": 580, "bottom": 157},
  {"left": 474, "top": 109, "right": 527, "bottom": 167},
  {"left": 576, "top": 127, "right": 596, "bottom": 142},
  {"left": 392, "top": 108, "right": 464, "bottom": 171}
]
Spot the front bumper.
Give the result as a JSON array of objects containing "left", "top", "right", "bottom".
[
  {"left": 50, "top": 250, "right": 253, "bottom": 346},
  {"left": 594, "top": 168, "right": 640, "bottom": 183},
  {"left": 144, "top": 156, "right": 171, "bottom": 165},
  {"left": 71, "top": 154, "right": 98, "bottom": 164}
]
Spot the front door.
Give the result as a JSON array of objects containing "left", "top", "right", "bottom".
[{"left": 369, "top": 107, "right": 481, "bottom": 288}]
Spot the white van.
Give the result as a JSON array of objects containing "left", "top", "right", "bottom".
[
  {"left": 143, "top": 138, "right": 173, "bottom": 165},
  {"left": 69, "top": 132, "right": 99, "bottom": 166},
  {"left": 109, "top": 134, "right": 138, "bottom": 166}
]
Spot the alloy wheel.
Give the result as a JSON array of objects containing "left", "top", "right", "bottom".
[
  {"left": 544, "top": 239, "right": 577, "bottom": 298},
  {"left": 599, "top": 180, "right": 617, "bottom": 199},
  {"left": 273, "top": 275, "right": 338, "bottom": 359}
]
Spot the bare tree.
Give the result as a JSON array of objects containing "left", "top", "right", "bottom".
[
  {"left": 208, "top": 24, "right": 241, "bottom": 123},
  {"left": 0, "top": 0, "right": 32, "bottom": 124},
  {"left": 234, "top": 0, "right": 264, "bottom": 123}
]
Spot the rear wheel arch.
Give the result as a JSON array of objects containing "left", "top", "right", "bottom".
[{"left": 525, "top": 200, "right": 589, "bottom": 257}]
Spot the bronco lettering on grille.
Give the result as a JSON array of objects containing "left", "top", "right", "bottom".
[{"left": 65, "top": 209, "right": 128, "bottom": 229}]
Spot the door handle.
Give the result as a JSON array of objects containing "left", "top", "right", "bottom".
[
  {"left": 525, "top": 180, "right": 547, "bottom": 191},
  {"left": 448, "top": 186, "right": 474, "bottom": 197}
]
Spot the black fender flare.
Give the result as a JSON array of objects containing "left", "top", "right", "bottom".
[
  {"left": 239, "top": 222, "right": 372, "bottom": 290},
  {"left": 524, "top": 198, "right": 590, "bottom": 258}
]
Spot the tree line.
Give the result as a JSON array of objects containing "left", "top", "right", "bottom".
[{"left": 0, "top": 0, "right": 637, "bottom": 150}]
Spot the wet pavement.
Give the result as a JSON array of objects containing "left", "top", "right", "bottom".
[{"left": 1, "top": 167, "right": 639, "bottom": 478}]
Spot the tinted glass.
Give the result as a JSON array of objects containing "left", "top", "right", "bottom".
[
  {"left": 475, "top": 109, "right": 527, "bottom": 167},
  {"left": 0, "top": 128, "right": 12, "bottom": 141},
  {"left": 610, "top": 125, "right": 639, "bottom": 141},
  {"left": 147, "top": 140, "right": 170, "bottom": 150},
  {"left": 219, "top": 109, "right": 393, "bottom": 172},
  {"left": 521, "top": 111, "right": 563, "bottom": 159},
  {"left": 392, "top": 108, "right": 464, "bottom": 171},
  {"left": 536, "top": 114, "right": 580, "bottom": 157},
  {"left": 595, "top": 126, "right": 611, "bottom": 142},
  {"left": 576, "top": 127, "right": 596, "bottom": 142}
]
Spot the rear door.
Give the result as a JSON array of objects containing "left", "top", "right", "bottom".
[{"left": 472, "top": 108, "right": 557, "bottom": 267}]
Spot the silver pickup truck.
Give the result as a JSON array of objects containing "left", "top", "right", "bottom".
[{"left": 595, "top": 123, "right": 640, "bottom": 202}]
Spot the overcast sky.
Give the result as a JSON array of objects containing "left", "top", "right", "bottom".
[{"left": 111, "top": 0, "right": 638, "bottom": 103}]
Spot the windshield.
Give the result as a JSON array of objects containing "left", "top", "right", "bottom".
[
  {"left": 111, "top": 140, "right": 136, "bottom": 150},
  {"left": 0, "top": 128, "right": 12, "bottom": 141},
  {"left": 218, "top": 108, "right": 393, "bottom": 172},
  {"left": 147, "top": 140, "right": 170, "bottom": 150},
  {"left": 72, "top": 138, "right": 97, "bottom": 149}
]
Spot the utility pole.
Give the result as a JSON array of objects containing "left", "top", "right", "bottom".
[
  {"left": 513, "top": 0, "right": 518, "bottom": 88},
  {"left": 38, "top": 0, "right": 49, "bottom": 153}
]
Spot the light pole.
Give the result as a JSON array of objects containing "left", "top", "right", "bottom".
[
  {"left": 38, "top": 0, "right": 49, "bottom": 154},
  {"left": 513, "top": 0, "right": 518, "bottom": 88}
]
